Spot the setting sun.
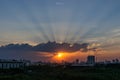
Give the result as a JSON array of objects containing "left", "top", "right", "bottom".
[
  {"left": 57, "top": 52, "right": 64, "bottom": 58},
  {"left": 52, "top": 52, "right": 68, "bottom": 62}
]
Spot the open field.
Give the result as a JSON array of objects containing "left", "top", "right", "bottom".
[{"left": 0, "top": 65, "right": 120, "bottom": 80}]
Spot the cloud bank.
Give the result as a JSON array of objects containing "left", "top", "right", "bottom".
[
  {"left": 0, "top": 41, "right": 89, "bottom": 53},
  {"left": 0, "top": 42, "right": 90, "bottom": 61}
]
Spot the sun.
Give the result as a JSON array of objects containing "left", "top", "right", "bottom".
[
  {"left": 57, "top": 52, "right": 63, "bottom": 58},
  {"left": 52, "top": 52, "right": 68, "bottom": 62}
]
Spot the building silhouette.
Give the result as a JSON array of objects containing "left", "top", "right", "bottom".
[
  {"left": 0, "top": 59, "right": 30, "bottom": 69},
  {"left": 87, "top": 55, "right": 95, "bottom": 64}
]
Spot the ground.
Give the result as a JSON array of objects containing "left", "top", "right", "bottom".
[{"left": 0, "top": 65, "right": 120, "bottom": 80}]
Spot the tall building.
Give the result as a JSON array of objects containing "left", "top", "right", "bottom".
[{"left": 87, "top": 55, "right": 95, "bottom": 64}]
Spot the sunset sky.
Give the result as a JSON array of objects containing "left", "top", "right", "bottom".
[{"left": 0, "top": 0, "right": 120, "bottom": 62}]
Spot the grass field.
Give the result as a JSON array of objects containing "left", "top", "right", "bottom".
[{"left": 0, "top": 65, "right": 120, "bottom": 80}]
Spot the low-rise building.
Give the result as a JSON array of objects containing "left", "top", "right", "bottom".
[{"left": 0, "top": 59, "right": 30, "bottom": 69}]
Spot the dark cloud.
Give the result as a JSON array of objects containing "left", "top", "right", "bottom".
[
  {"left": 0, "top": 42, "right": 89, "bottom": 61},
  {"left": 0, "top": 43, "right": 33, "bottom": 51},
  {"left": 0, "top": 41, "right": 89, "bottom": 53},
  {"left": 34, "top": 42, "right": 89, "bottom": 52}
]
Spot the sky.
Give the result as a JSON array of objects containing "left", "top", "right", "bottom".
[{"left": 0, "top": 0, "right": 120, "bottom": 62}]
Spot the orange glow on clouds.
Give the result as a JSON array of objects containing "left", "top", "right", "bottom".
[
  {"left": 51, "top": 51, "right": 73, "bottom": 63},
  {"left": 51, "top": 51, "right": 89, "bottom": 63},
  {"left": 37, "top": 50, "right": 106, "bottom": 63}
]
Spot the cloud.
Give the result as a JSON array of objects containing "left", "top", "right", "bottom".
[
  {"left": 86, "top": 42, "right": 102, "bottom": 53},
  {"left": 112, "top": 29, "right": 120, "bottom": 33},
  {"left": 0, "top": 42, "right": 89, "bottom": 53},
  {"left": 0, "top": 41, "right": 106, "bottom": 61},
  {"left": 0, "top": 42, "right": 90, "bottom": 61}
]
